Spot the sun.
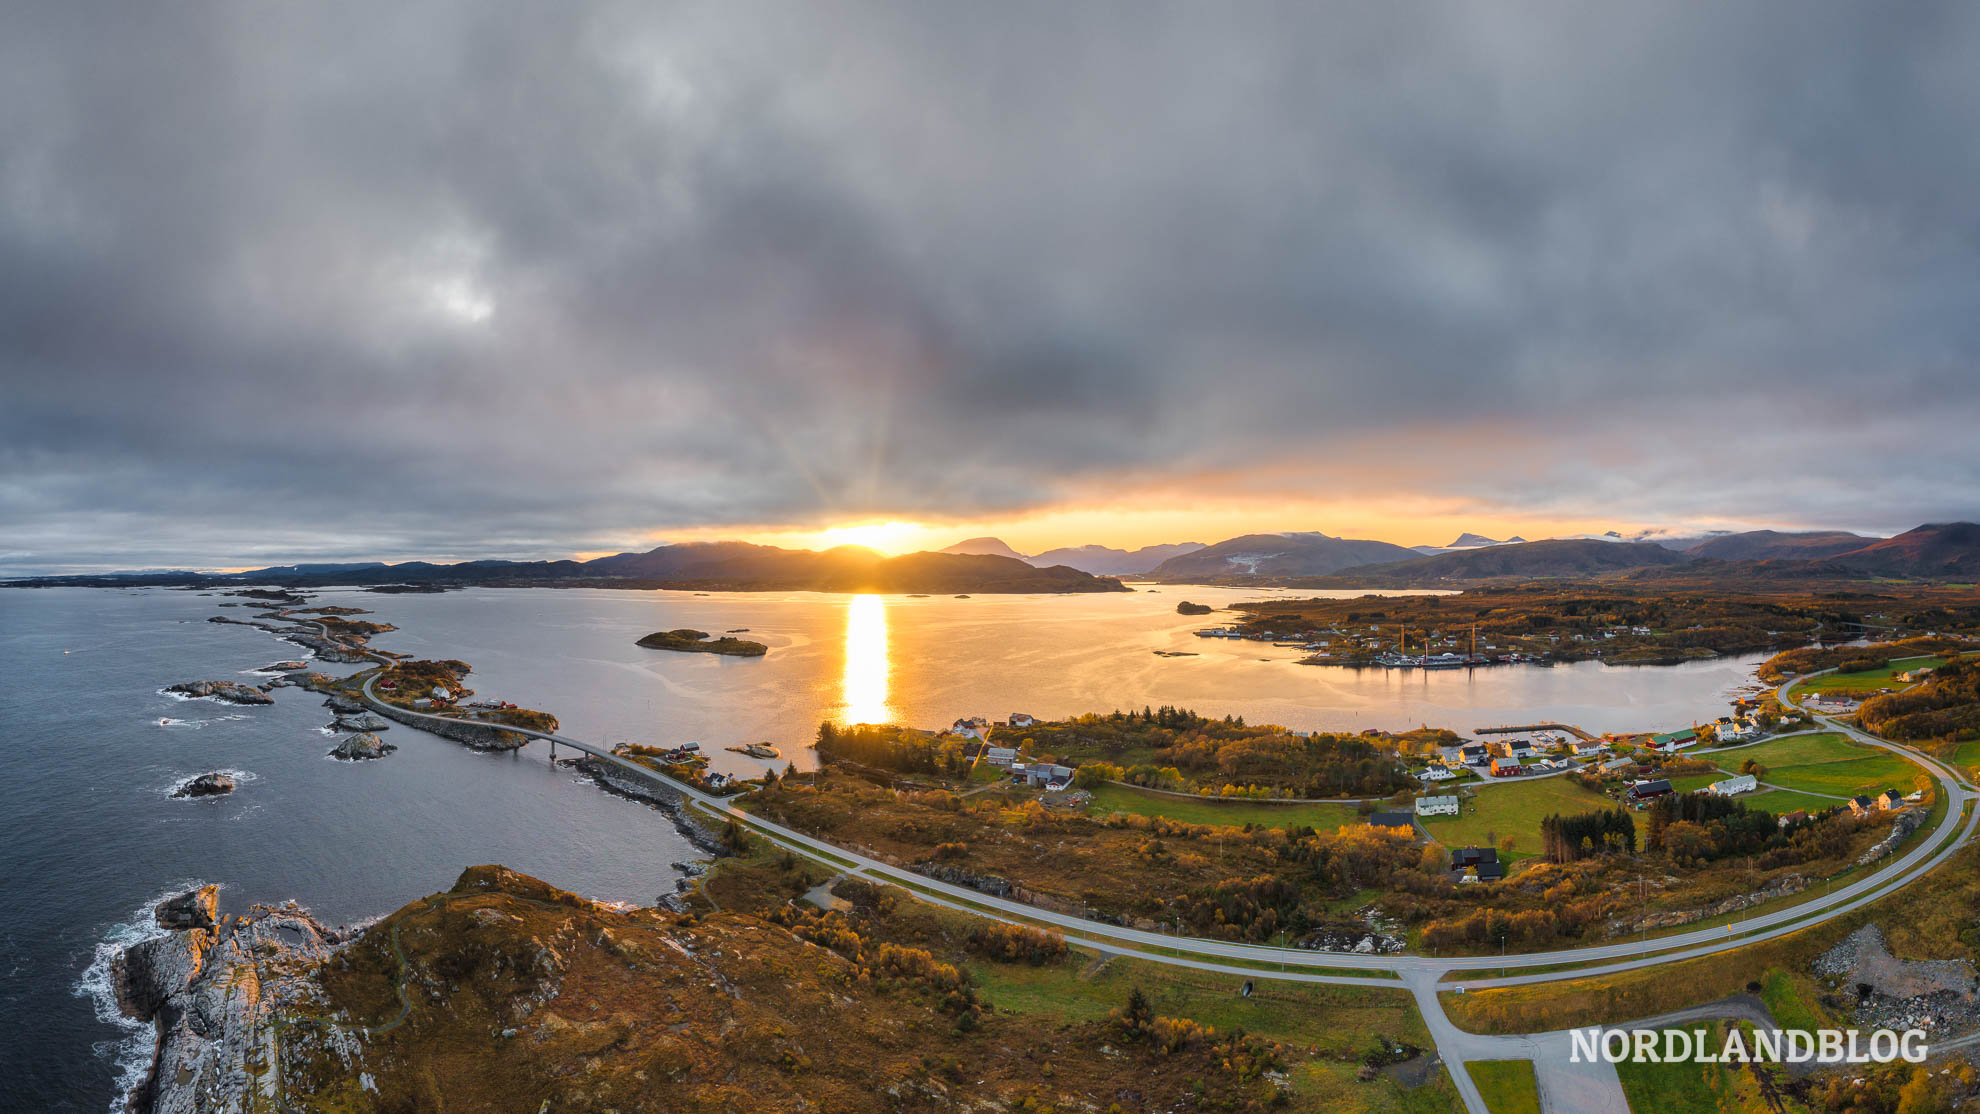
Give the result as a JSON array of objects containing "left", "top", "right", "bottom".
[{"left": 810, "top": 520, "right": 928, "bottom": 556}]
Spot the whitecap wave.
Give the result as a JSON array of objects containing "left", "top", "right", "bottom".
[
  {"left": 153, "top": 713, "right": 248, "bottom": 730},
  {"left": 74, "top": 881, "right": 215, "bottom": 1114}
]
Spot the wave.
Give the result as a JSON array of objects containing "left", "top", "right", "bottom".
[
  {"left": 73, "top": 881, "right": 215, "bottom": 1114},
  {"left": 153, "top": 713, "right": 248, "bottom": 729}
]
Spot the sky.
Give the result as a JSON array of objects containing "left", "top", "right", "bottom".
[{"left": 4, "top": 3, "right": 1980, "bottom": 572}]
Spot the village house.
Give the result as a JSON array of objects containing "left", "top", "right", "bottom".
[
  {"left": 1007, "top": 713, "right": 1036, "bottom": 728},
  {"left": 1897, "top": 668, "right": 1934, "bottom": 683},
  {"left": 1367, "top": 811, "right": 1415, "bottom": 833},
  {"left": 983, "top": 746, "right": 1017, "bottom": 768},
  {"left": 1707, "top": 773, "right": 1757, "bottom": 796},
  {"left": 1025, "top": 763, "right": 1076, "bottom": 790},
  {"left": 1627, "top": 778, "right": 1674, "bottom": 806},
  {"left": 1599, "top": 756, "right": 1635, "bottom": 774},
  {"left": 1449, "top": 846, "right": 1503, "bottom": 881},
  {"left": 1777, "top": 810, "right": 1809, "bottom": 828},
  {"left": 1416, "top": 765, "right": 1456, "bottom": 783},
  {"left": 1459, "top": 744, "right": 1491, "bottom": 766},
  {"left": 1415, "top": 794, "right": 1459, "bottom": 818},
  {"left": 1876, "top": 789, "right": 1905, "bottom": 811},
  {"left": 1717, "top": 721, "right": 1759, "bottom": 743},
  {"left": 1848, "top": 795, "right": 1876, "bottom": 818},
  {"left": 1649, "top": 729, "right": 1698, "bottom": 752},
  {"left": 1489, "top": 757, "right": 1524, "bottom": 778}
]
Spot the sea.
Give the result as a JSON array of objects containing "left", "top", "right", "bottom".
[{"left": 0, "top": 584, "right": 1771, "bottom": 1111}]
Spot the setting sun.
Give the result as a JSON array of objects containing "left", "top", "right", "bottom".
[{"left": 807, "top": 520, "right": 930, "bottom": 556}]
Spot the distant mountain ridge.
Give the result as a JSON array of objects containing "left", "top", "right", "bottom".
[
  {"left": 939, "top": 537, "right": 1029, "bottom": 561},
  {"left": 1683, "top": 530, "right": 1872, "bottom": 561},
  {"left": 1027, "top": 542, "right": 1207, "bottom": 576},
  {"left": 1143, "top": 532, "right": 1421, "bottom": 580},
  {"left": 1818, "top": 522, "right": 1980, "bottom": 578},
  {"left": 1330, "top": 538, "right": 1693, "bottom": 584},
  {"left": 14, "top": 542, "right": 1130, "bottom": 594}
]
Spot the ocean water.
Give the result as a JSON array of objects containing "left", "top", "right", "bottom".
[{"left": 0, "top": 584, "right": 1768, "bottom": 1111}]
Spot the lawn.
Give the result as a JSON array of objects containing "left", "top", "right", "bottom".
[
  {"left": 971, "top": 952, "right": 1425, "bottom": 1050},
  {"left": 1950, "top": 739, "right": 1980, "bottom": 775},
  {"left": 1417, "top": 776, "right": 1614, "bottom": 859},
  {"left": 1084, "top": 781, "right": 1362, "bottom": 830},
  {"left": 1741, "top": 787, "right": 1847, "bottom": 814},
  {"left": 1468, "top": 1060, "right": 1540, "bottom": 1114},
  {"left": 1794, "top": 655, "right": 1945, "bottom": 696},
  {"left": 1720, "top": 732, "right": 1923, "bottom": 798}
]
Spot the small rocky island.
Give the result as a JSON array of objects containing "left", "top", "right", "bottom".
[
  {"left": 164, "top": 680, "right": 273, "bottom": 705},
  {"left": 1175, "top": 600, "right": 1214, "bottom": 615},
  {"left": 635, "top": 628, "right": 769, "bottom": 656},
  {"left": 328, "top": 732, "right": 395, "bottom": 761},
  {"left": 171, "top": 772, "right": 236, "bottom": 798}
]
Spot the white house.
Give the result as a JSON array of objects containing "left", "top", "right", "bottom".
[
  {"left": 1416, "top": 765, "right": 1456, "bottom": 783},
  {"left": 1717, "top": 721, "right": 1758, "bottom": 743},
  {"left": 1416, "top": 795, "right": 1460, "bottom": 818},
  {"left": 984, "top": 746, "right": 1017, "bottom": 768},
  {"left": 1707, "top": 774, "right": 1757, "bottom": 796},
  {"left": 1008, "top": 713, "right": 1037, "bottom": 728}
]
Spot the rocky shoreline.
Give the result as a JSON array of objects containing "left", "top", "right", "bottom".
[
  {"left": 113, "top": 887, "right": 357, "bottom": 1114},
  {"left": 573, "top": 755, "right": 730, "bottom": 856}
]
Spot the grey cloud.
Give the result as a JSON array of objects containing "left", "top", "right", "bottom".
[{"left": 3, "top": 1, "right": 1979, "bottom": 570}]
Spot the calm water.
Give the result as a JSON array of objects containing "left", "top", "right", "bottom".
[{"left": 0, "top": 585, "right": 1767, "bottom": 1112}]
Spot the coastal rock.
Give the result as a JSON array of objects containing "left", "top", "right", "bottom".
[
  {"left": 164, "top": 680, "right": 273, "bottom": 705},
  {"left": 257, "top": 660, "right": 308, "bottom": 673},
  {"left": 114, "top": 896, "right": 349, "bottom": 1114},
  {"left": 171, "top": 772, "right": 237, "bottom": 798},
  {"left": 321, "top": 692, "right": 365, "bottom": 713},
  {"left": 573, "top": 756, "right": 729, "bottom": 856},
  {"left": 154, "top": 885, "right": 219, "bottom": 931},
  {"left": 329, "top": 732, "right": 395, "bottom": 761},
  {"left": 329, "top": 713, "right": 389, "bottom": 732}
]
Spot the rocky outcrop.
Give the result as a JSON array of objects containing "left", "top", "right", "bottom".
[
  {"left": 364, "top": 701, "right": 530, "bottom": 750},
  {"left": 171, "top": 772, "right": 237, "bottom": 798},
  {"left": 1858, "top": 810, "right": 1924, "bottom": 867},
  {"left": 255, "top": 661, "right": 308, "bottom": 673},
  {"left": 154, "top": 886, "right": 219, "bottom": 931},
  {"left": 573, "top": 756, "right": 729, "bottom": 856},
  {"left": 328, "top": 713, "right": 389, "bottom": 732},
  {"left": 114, "top": 889, "right": 353, "bottom": 1114},
  {"left": 328, "top": 733, "right": 395, "bottom": 761},
  {"left": 164, "top": 681, "right": 272, "bottom": 706},
  {"left": 320, "top": 692, "right": 365, "bottom": 714},
  {"left": 1609, "top": 874, "right": 1808, "bottom": 935}
]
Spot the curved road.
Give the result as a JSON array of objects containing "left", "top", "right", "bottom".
[{"left": 358, "top": 668, "right": 1977, "bottom": 1113}]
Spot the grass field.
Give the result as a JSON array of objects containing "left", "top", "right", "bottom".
[
  {"left": 1793, "top": 655, "right": 1944, "bottom": 696},
  {"left": 1950, "top": 739, "right": 1980, "bottom": 775},
  {"left": 1468, "top": 1060, "right": 1540, "bottom": 1114},
  {"left": 1083, "top": 781, "right": 1362, "bottom": 829},
  {"left": 1614, "top": 1022, "right": 1774, "bottom": 1113},
  {"left": 1417, "top": 776, "right": 1613, "bottom": 859},
  {"left": 1741, "top": 787, "right": 1847, "bottom": 813},
  {"left": 970, "top": 951, "right": 1456, "bottom": 1112},
  {"left": 1718, "top": 732, "right": 1922, "bottom": 798}
]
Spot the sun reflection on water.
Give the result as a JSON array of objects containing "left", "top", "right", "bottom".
[{"left": 841, "top": 594, "right": 892, "bottom": 724}]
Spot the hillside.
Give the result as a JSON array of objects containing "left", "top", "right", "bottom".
[
  {"left": 1326, "top": 538, "right": 1694, "bottom": 585},
  {"left": 938, "top": 536, "right": 1028, "bottom": 560},
  {"left": 1144, "top": 532, "right": 1420, "bottom": 580},
  {"left": 1685, "top": 529, "right": 1874, "bottom": 561},
  {"left": 1820, "top": 522, "right": 1980, "bottom": 579},
  {"left": 1027, "top": 541, "right": 1206, "bottom": 575}
]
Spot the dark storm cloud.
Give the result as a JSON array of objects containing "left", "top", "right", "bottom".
[{"left": 4, "top": 1, "right": 1979, "bottom": 570}]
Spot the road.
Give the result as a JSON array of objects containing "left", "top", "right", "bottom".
[{"left": 358, "top": 668, "right": 1978, "bottom": 1113}]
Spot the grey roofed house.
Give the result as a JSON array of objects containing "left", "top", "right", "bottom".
[
  {"left": 1626, "top": 778, "right": 1673, "bottom": 802},
  {"left": 1368, "top": 811, "right": 1414, "bottom": 831},
  {"left": 1449, "top": 846, "right": 1498, "bottom": 869},
  {"left": 1599, "top": 756, "right": 1634, "bottom": 772}
]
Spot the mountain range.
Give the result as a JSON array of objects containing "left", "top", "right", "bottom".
[
  {"left": 13, "top": 523, "right": 1979, "bottom": 593},
  {"left": 939, "top": 537, "right": 1208, "bottom": 575}
]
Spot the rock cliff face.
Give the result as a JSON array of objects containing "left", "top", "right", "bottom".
[
  {"left": 171, "top": 772, "right": 236, "bottom": 798},
  {"left": 114, "top": 889, "right": 355, "bottom": 1114}
]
